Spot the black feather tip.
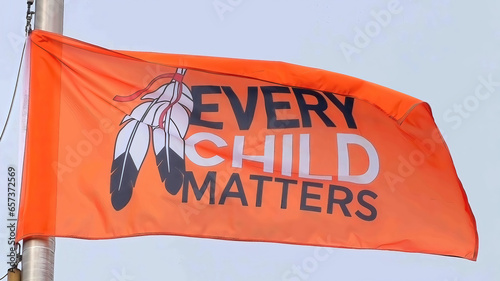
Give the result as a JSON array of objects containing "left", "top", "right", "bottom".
[
  {"left": 110, "top": 153, "right": 139, "bottom": 210},
  {"left": 156, "top": 147, "right": 185, "bottom": 195}
]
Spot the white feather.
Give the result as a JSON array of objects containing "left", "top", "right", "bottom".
[
  {"left": 114, "top": 120, "right": 150, "bottom": 169},
  {"left": 142, "top": 84, "right": 167, "bottom": 100}
]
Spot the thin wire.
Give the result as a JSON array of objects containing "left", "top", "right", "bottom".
[
  {"left": 0, "top": 40, "right": 26, "bottom": 142},
  {"left": 0, "top": 272, "right": 7, "bottom": 280}
]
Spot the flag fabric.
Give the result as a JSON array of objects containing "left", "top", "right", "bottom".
[{"left": 16, "top": 30, "right": 478, "bottom": 260}]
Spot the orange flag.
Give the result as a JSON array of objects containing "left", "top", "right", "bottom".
[{"left": 16, "top": 30, "right": 478, "bottom": 260}]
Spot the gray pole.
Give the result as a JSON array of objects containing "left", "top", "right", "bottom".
[
  {"left": 21, "top": 239, "right": 55, "bottom": 281},
  {"left": 22, "top": 0, "right": 63, "bottom": 280},
  {"left": 33, "top": 0, "right": 64, "bottom": 33}
]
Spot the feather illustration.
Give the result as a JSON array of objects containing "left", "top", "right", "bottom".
[
  {"left": 110, "top": 68, "right": 192, "bottom": 210},
  {"left": 150, "top": 69, "right": 193, "bottom": 195},
  {"left": 110, "top": 118, "right": 151, "bottom": 211}
]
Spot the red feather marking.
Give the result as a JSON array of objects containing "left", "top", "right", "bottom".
[
  {"left": 113, "top": 73, "right": 178, "bottom": 102},
  {"left": 158, "top": 74, "right": 185, "bottom": 130}
]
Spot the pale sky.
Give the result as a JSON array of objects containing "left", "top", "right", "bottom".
[{"left": 1, "top": 0, "right": 499, "bottom": 280}]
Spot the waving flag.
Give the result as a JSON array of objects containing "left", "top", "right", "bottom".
[{"left": 16, "top": 30, "right": 478, "bottom": 260}]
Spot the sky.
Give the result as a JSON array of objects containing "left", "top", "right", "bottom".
[{"left": 1, "top": 0, "right": 499, "bottom": 280}]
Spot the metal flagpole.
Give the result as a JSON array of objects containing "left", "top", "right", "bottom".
[
  {"left": 33, "top": 0, "right": 63, "bottom": 33},
  {"left": 22, "top": 0, "right": 63, "bottom": 280}
]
